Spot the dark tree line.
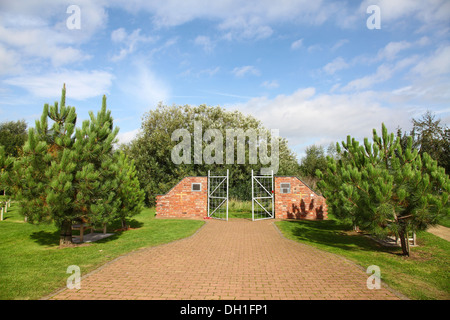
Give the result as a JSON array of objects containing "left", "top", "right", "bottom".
[
  {"left": 0, "top": 120, "right": 28, "bottom": 158},
  {"left": 397, "top": 111, "right": 450, "bottom": 175}
]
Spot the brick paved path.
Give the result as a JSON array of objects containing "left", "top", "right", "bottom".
[{"left": 47, "top": 219, "right": 402, "bottom": 300}]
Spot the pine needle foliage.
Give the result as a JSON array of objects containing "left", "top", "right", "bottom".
[
  {"left": 0, "top": 85, "right": 144, "bottom": 245},
  {"left": 317, "top": 123, "right": 449, "bottom": 256}
]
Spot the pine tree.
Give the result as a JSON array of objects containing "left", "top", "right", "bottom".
[
  {"left": 317, "top": 123, "right": 450, "bottom": 256},
  {"left": 73, "top": 95, "right": 120, "bottom": 232},
  {"left": 114, "top": 151, "right": 145, "bottom": 229},
  {"left": 1, "top": 85, "right": 122, "bottom": 245},
  {"left": 43, "top": 87, "right": 79, "bottom": 244}
]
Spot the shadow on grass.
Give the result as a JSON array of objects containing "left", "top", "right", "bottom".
[
  {"left": 282, "top": 219, "right": 400, "bottom": 255},
  {"left": 29, "top": 219, "right": 144, "bottom": 246},
  {"left": 29, "top": 230, "right": 60, "bottom": 247},
  {"left": 108, "top": 218, "right": 144, "bottom": 231}
]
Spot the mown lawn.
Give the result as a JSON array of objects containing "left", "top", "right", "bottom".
[
  {"left": 1, "top": 196, "right": 448, "bottom": 300},
  {"left": 276, "top": 215, "right": 450, "bottom": 300},
  {"left": 0, "top": 200, "right": 204, "bottom": 300}
]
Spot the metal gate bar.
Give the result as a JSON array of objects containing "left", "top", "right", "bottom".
[
  {"left": 252, "top": 170, "right": 274, "bottom": 221},
  {"left": 208, "top": 170, "right": 229, "bottom": 221}
]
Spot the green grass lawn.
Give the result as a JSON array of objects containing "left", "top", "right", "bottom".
[
  {"left": 228, "top": 199, "right": 252, "bottom": 219},
  {"left": 228, "top": 199, "right": 275, "bottom": 220},
  {"left": 438, "top": 214, "right": 450, "bottom": 228},
  {"left": 276, "top": 215, "right": 450, "bottom": 300},
  {"left": 1, "top": 196, "right": 449, "bottom": 300},
  {"left": 0, "top": 200, "right": 204, "bottom": 300}
]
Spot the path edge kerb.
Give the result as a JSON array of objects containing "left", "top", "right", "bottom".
[
  {"left": 40, "top": 219, "right": 209, "bottom": 300},
  {"left": 270, "top": 220, "right": 410, "bottom": 301}
]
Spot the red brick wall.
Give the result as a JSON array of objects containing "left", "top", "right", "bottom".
[
  {"left": 274, "top": 176, "right": 327, "bottom": 220},
  {"left": 156, "top": 175, "right": 327, "bottom": 220},
  {"left": 155, "top": 177, "right": 208, "bottom": 219}
]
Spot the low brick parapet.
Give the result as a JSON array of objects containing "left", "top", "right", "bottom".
[
  {"left": 274, "top": 176, "right": 328, "bottom": 220},
  {"left": 156, "top": 177, "right": 208, "bottom": 219}
]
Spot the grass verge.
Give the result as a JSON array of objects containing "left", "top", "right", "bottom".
[
  {"left": 0, "top": 201, "right": 204, "bottom": 300},
  {"left": 275, "top": 215, "right": 450, "bottom": 300}
]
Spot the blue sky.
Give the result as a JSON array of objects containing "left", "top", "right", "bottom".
[{"left": 1, "top": 0, "right": 449, "bottom": 159}]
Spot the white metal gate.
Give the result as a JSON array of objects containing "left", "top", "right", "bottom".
[
  {"left": 252, "top": 170, "right": 274, "bottom": 221},
  {"left": 208, "top": 170, "right": 229, "bottom": 220}
]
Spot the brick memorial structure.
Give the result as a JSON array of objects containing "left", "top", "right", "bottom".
[
  {"left": 155, "top": 176, "right": 327, "bottom": 220},
  {"left": 274, "top": 176, "right": 327, "bottom": 220},
  {"left": 155, "top": 177, "right": 208, "bottom": 219}
]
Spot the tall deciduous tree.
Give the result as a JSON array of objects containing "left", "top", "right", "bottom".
[
  {"left": 0, "top": 120, "right": 27, "bottom": 158},
  {"left": 398, "top": 111, "right": 450, "bottom": 174},
  {"left": 413, "top": 111, "right": 443, "bottom": 155},
  {"left": 442, "top": 128, "right": 450, "bottom": 174},
  {"left": 299, "top": 144, "right": 327, "bottom": 178},
  {"left": 317, "top": 123, "right": 449, "bottom": 256},
  {"left": 0, "top": 120, "right": 28, "bottom": 195},
  {"left": 125, "top": 103, "right": 300, "bottom": 203}
]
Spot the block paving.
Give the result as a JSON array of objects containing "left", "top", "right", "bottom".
[{"left": 47, "top": 219, "right": 403, "bottom": 300}]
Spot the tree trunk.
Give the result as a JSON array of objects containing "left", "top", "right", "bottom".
[
  {"left": 60, "top": 220, "right": 73, "bottom": 246},
  {"left": 398, "top": 230, "right": 410, "bottom": 256},
  {"left": 121, "top": 219, "right": 128, "bottom": 230}
]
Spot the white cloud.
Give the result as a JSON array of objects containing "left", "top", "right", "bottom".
[
  {"left": 333, "top": 37, "right": 433, "bottom": 94},
  {"left": 352, "top": 38, "right": 427, "bottom": 67},
  {"left": 261, "top": 80, "right": 279, "bottom": 89},
  {"left": 111, "top": 28, "right": 127, "bottom": 42},
  {"left": 377, "top": 41, "right": 411, "bottom": 61},
  {"left": 116, "top": 59, "right": 170, "bottom": 110},
  {"left": 234, "top": 88, "right": 413, "bottom": 154},
  {"left": 110, "top": 28, "right": 155, "bottom": 61},
  {"left": 358, "top": 0, "right": 450, "bottom": 32},
  {"left": 390, "top": 45, "right": 450, "bottom": 104},
  {"left": 291, "top": 39, "right": 303, "bottom": 50},
  {"left": 179, "top": 66, "right": 220, "bottom": 78},
  {"left": 116, "top": 128, "right": 140, "bottom": 145},
  {"left": 199, "top": 67, "right": 220, "bottom": 77},
  {"left": 0, "top": 0, "right": 108, "bottom": 41},
  {"left": 343, "top": 64, "right": 393, "bottom": 91},
  {"left": 411, "top": 45, "right": 450, "bottom": 78},
  {"left": 0, "top": 1, "right": 106, "bottom": 72},
  {"left": 232, "top": 65, "right": 261, "bottom": 77},
  {"left": 0, "top": 44, "right": 21, "bottom": 75},
  {"left": 331, "top": 39, "right": 349, "bottom": 51},
  {"left": 343, "top": 55, "right": 419, "bottom": 92},
  {"left": 194, "top": 35, "right": 215, "bottom": 53},
  {"left": 4, "top": 70, "right": 114, "bottom": 100},
  {"left": 0, "top": 24, "right": 91, "bottom": 67},
  {"left": 110, "top": 0, "right": 341, "bottom": 40},
  {"left": 219, "top": 16, "right": 273, "bottom": 41},
  {"left": 307, "top": 44, "right": 322, "bottom": 53},
  {"left": 323, "top": 57, "right": 349, "bottom": 75}
]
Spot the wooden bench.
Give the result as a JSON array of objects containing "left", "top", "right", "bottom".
[{"left": 72, "top": 223, "right": 94, "bottom": 243}]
